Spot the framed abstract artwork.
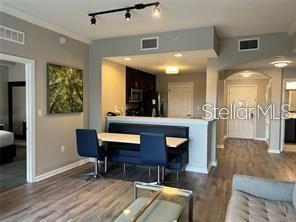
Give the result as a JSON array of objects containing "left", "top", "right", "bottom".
[{"left": 47, "top": 63, "right": 83, "bottom": 114}]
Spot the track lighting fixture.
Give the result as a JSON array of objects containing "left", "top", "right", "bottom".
[
  {"left": 88, "top": 2, "right": 159, "bottom": 25},
  {"left": 90, "top": 16, "right": 96, "bottom": 26},
  {"left": 125, "top": 10, "right": 131, "bottom": 21}
]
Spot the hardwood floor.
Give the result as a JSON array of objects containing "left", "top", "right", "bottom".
[{"left": 0, "top": 139, "right": 296, "bottom": 222}]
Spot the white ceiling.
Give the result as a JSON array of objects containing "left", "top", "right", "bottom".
[
  {"left": 105, "top": 50, "right": 215, "bottom": 75},
  {"left": 1, "top": 0, "right": 296, "bottom": 43}
]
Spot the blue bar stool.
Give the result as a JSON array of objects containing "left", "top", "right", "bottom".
[
  {"left": 140, "top": 133, "right": 167, "bottom": 184},
  {"left": 76, "top": 129, "right": 107, "bottom": 180}
]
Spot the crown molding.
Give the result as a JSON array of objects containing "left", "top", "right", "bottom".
[
  {"left": 0, "top": 3, "right": 91, "bottom": 44},
  {"left": 288, "top": 20, "right": 296, "bottom": 36}
]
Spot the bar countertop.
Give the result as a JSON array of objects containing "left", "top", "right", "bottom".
[{"left": 106, "top": 115, "right": 217, "bottom": 174}]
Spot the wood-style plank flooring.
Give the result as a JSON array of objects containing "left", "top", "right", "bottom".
[{"left": 0, "top": 139, "right": 296, "bottom": 222}]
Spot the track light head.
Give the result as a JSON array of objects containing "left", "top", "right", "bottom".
[
  {"left": 90, "top": 16, "right": 96, "bottom": 26},
  {"left": 153, "top": 3, "right": 160, "bottom": 17},
  {"left": 125, "top": 10, "right": 131, "bottom": 21}
]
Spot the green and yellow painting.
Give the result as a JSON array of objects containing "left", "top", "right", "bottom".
[{"left": 47, "top": 63, "right": 83, "bottom": 114}]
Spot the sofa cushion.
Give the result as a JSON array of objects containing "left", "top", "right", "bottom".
[{"left": 225, "top": 191, "right": 296, "bottom": 222}]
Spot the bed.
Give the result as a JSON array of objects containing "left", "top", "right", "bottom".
[{"left": 0, "top": 130, "right": 16, "bottom": 164}]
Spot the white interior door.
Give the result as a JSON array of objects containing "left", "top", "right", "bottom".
[
  {"left": 168, "top": 82, "right": 193, "bottom": 118},
  {"left": 228, "top": 85, "right": 257, "bottom": 139}
]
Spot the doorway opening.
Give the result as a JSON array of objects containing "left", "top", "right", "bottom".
[
  {"left": 222, "top": 71, "right": 272, "bottom": 144},
  {"left": 281, "top": 79, "right": 296, "bottom": 153},
  {"left": 0, "top": 53, "right": 35, "bottom": 188},
  {"left": 227, "top": 85, "right": 257, "bottom": 139}
]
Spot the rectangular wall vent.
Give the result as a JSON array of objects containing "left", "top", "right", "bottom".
[
  {"left": 141, "top": 37, "right": 159, "bottom": 51},
  {"left": 0, "top": 25, "right": 25, "bottom": 45},
  {"left": 238, "top": 38, "right": 259, "bottom": 51}
]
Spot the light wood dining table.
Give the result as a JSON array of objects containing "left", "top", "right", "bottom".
[
  {"left": 97, "top": 132, "right": 188, "bottom": 148},
  {"left": 97, "top": 132, "right": 188, "bottom": 173}
]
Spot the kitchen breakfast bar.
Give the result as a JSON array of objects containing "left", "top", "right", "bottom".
[{"left": 105, "top": 116, "right": 217, "bottom": 174}]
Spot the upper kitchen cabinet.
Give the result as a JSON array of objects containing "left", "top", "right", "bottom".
[{"left": 126, "top": 67, "right": 156, "bottom": 104}]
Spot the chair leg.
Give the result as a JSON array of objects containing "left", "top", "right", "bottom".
[
  {"left": 148, "top": 166, "right": 151, "bottom": 175},
  {"left": 176, "top": 170, "right": 179, "bottom": 181},
  {"left": 162, "top": 166, "right": 165, "bottom": 182},
  {"left": 157, "top": 166, "right": 161, "bottom": 184},
  {"left": 123, "top": 163, "right": 126, "bottom": 172},
  {"left": 104, "top": 156, "right": 108, "bottom": 173},
  {"left": 85, "top": 158, "right": 102, "bottom": 181},
  {"left": 94, "top": 159, "right": 98, "bottom": 176}
]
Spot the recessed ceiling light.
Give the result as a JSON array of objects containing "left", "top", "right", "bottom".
[
  {"left": 270, "top": 60, "right": 292, "bottom": 68},
  {"left": 124, "top": 57, "right": 132, "bottom": 61},
  {"left": 165, "top": 66, "right": 179, "bottom": 74},
  {"left": 174, "top": 54, "right": 183, "bottom": 57},
  {"left": 240, "top": 71, "right": 253, "bottom": 78}
]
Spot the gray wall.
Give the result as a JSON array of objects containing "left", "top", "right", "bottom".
[
  {"left": 156, "top": 73, "right": 206, "bottom": 118},
  {"left": 208, "top": 32, "right": 293, "bottom": 152},
  {"left": 209, "top": 33, "right": 293, "bottom": 71},
  {"left": 292, "top": 32, "right": 296, "bottom": 52},
  {"left": 283, "top": 67, "right": 296, "bottom": 79},
  {"left": 12, "top": 86, "right": 26, "bottom": 135},
  {"left": 8, "top": 63, "right": 26, "bottom": 135},
  {"left": 0, "top": 12, "right": 89, "bottom": 176},
  {"left": 8, "top": 62, "right": 26, "bottom": 81},
  {"left": 89, "top": 26, "right": 217, "bottom": 131},
  {"left": 0, "top": 65, "right": 9, "bottom": 129}
]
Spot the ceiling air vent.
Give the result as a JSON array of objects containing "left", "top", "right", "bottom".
[
  {"left": 0, "top": 25, "right": 25, "bottom": 45},
  {"left": 141, "top": 37, "right": 159, "bottom": 51},
  {"left": 238, "top": 38, "right": 259, "bottom": 52}
]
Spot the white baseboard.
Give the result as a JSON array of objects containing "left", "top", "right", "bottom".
[
  {"left": 267, "top": 148, "right": 281, "bottom": 154},
  {"left": 208, "top": 160, "right": 218, "bottom": 173},
  {"left": 255, "top": 137, "right": 266, "bottom": 141},
  {"left": 34, "top": 159, "right": 89, "bottom": 182},
  {"left": 185, "top": 166, "right": 208, "bottom": 174},
  {"left": 217, "top": 144, "right": 224, "bottom": 149},
  {"left": 211, "top": 160, "right": 218, "bottom": 167}
]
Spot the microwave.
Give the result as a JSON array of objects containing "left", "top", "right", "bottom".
[{"left": 130, "top": 88, "right": 142, "bottom": 103}]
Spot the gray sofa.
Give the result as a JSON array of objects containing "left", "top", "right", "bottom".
[{"left": 225, "top": 175, "right": 296, "bottom": 222}]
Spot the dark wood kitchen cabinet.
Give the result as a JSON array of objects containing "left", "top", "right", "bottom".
[
  {"left": 126, "top": 67, "right": 156, "bottom": 104},
  {"left": 285, "top": 118, "right": 296, "bottom": 143}
]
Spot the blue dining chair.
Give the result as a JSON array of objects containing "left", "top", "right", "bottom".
[
  {"left": 76, "top": 129, "right": 107, "bottom": 180},
  {"left": 140, "top": 133, "right": 167, "bottom": 184}
]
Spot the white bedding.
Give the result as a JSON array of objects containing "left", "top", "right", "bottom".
[{"left": 0, "top": 130, "right": 14, "bottom": 147}]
